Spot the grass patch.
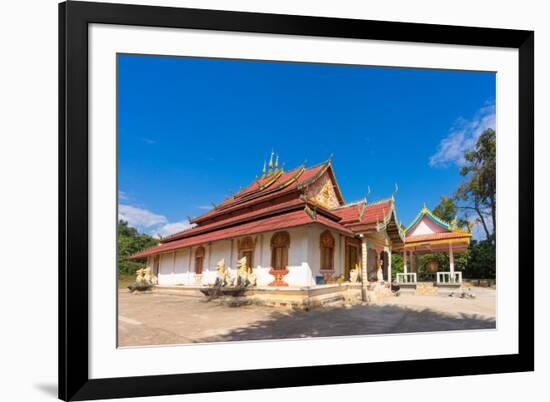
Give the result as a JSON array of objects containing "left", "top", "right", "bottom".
[{"left": 118, "top": 274, "right": 135, "bottom": 289}]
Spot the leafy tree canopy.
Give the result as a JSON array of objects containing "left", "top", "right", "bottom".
[{"left": 117, "top": 220, "right": 159, "bottom": 275}]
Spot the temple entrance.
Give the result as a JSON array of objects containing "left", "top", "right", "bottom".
[{"left": 344, "top": 244, "right": 359, "bottom": 280}]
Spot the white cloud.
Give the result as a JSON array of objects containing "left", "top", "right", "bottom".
[
  {"left": 119, "top": 203, "right": 195, "bottom": 238},
  {"left": 152, "top": 220, "right": 195, "bottom": 238},
  {"left": 430, "top": 102, "right": 495, "bottom": 167},
  {"left": 118, "top": 204, "right": 167, "bottom": 227}
]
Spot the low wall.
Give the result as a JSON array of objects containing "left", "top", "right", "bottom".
[
  {"left": 153, "top": 283, "right": 391, "bottom": 309},
  {"left": 462, "top": 279, "right": 496, "bottom": 288}
]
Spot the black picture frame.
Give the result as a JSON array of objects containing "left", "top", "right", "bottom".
[{"left": 59, "top": 1, "right": 534, "bottom": 400}]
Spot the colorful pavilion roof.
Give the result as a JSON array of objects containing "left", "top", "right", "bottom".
[
  {"left": 405, "top": 206, "right": 452, "bottom": 235},
  {"left": 396, "top": 206, "right": 472, "bottom": 252}
]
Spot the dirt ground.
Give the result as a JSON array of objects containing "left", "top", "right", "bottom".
[{"left": 117, "top": 288, "right": 496, "bottom": 347}]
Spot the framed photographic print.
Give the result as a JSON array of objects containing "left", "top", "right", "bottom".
[{"left": 59, "top": 1, "right": 534, "bottom": 400}]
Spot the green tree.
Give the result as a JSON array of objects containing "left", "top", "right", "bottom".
[
  {"left": 432, "top": 196, "right": 469, "bottom": 231},
  {"left": 464, "top": 239, "right": 496, "bottom": 279},
  {"left": 391, "top": 252, "right": 404, "bottom": 279},
  {"left": 117, "top": 220, "right": 159, "bottom": 275},
  {"left": 455, "top": 128, "right": 496, "bottom": 241}
]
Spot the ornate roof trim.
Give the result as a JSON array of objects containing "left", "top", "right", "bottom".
[{"left": 404, "top": 206, "right": 451, "bottom": 235}]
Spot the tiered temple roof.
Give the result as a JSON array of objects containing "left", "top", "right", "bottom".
[{"left": 129, "top": 157, "right": 404, "bottom": 260}]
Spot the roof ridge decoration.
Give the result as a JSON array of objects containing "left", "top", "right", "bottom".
[
  {"left": 359, "top": 200, "right": 368, "bottom": 221},
  {"left": 304, "top": 204, "right": 317, "bottom": 221},
  {"left": 367, "top": 197, "right": 394, "bottom": 206},
  {"left": 331, "top": 198, "right": 366, "bottom": 210}
]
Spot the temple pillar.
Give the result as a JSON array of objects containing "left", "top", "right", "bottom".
[
  {"left": 361, "top": 237, "right": 368, "bottom": 301},
  {"left": 403, "top": 250, "right": 408, "bottom": 273},
  {"left": 409, "top": 250, "right": 415, "bottom": 273},
  {"left": 229, "top": 239, "right": 234, "bottom": 270},
  {"left": 449, "top": 243, "right": 455, "bottom": 274}
]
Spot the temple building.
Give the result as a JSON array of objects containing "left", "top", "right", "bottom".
[{"left": 129, "top": 154, "right": 469, "bottom": 291}]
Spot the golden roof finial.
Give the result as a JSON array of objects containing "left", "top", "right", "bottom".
[
  {"left": 261, "top": 160, "right": 266, "bottom": 178},
  {"left": 268, "top": 151, "right": 274, "bottom": 175},
  {"left": 275, "top": 154, "right": 279, "bottom": 170}
]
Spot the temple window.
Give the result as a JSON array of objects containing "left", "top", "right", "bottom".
[
  {"left": 320, "top": 230, "right": 335, "bottom": 270},
  {"left": 194, "top": 246, "right": 205, "bottom": 274},
  {"left": 238, "top": 236, "right": 255, "bottom": 268},
  {"left": 271, "top": 231, "right": 290, "bottom": 270}
]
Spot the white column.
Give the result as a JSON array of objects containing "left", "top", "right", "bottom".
[
  {"left": 172, "top": 252, "right": 176, "bottom": 275},
  {"left": 229, "top": 239, "right": 234, "bottom": 270},
  {"left": 259, "top": 234, "right": 264, "bottom": 268},
  {"left": 361, "top": 237, "right": 368, "bottom": 301},
  {"left": 187, "top": 248, "right": 192, "bottom": 282},
  {"left": 449, "top": 243, "right": 455, "bottom": 274},
  {"left": 207, "top": 242, "right": 212, "bottom": 271},
  {"left": 403, "top": 250, "right": 408, "bottom": 273}
]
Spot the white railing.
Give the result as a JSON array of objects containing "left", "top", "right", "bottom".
[
  {"left": 396, "top": 273, "right": 417, "bottom": 284},
  {"left": 436, "top": 271, "right": 462, "bottom": 285}
]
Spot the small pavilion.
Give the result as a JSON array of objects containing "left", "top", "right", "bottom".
[{"left": 395, "top": 206, "right": 471, "bottom": 286}]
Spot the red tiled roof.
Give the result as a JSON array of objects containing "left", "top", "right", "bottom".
[
  {"left": 331, "top": 203, "right": 363, "bottom": 224},
  {"left": 405, "top": 231, "right": 472, "bottom": 243},
  {"left": 190, "top": 163, "right": 328, "bottom": 224},
  {"left": 129, "top": 208, "right": 352, "bottom": 259},
  {"left": 360, "top": 201, "right": 392, "bottom": 225},
  {"left": 332, "top": 199, "right": 392, "bottom": 227},
  {"left": 162, "top": 198, "right": 305, "bottom": 242}
]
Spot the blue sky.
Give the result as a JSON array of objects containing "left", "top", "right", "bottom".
[{"left": 117, "top": 54, "right": 495, "bottom": 238}]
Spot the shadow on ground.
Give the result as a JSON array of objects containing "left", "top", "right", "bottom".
[{"left": 195, "top": 303, "right": 495, "bottom": 343}]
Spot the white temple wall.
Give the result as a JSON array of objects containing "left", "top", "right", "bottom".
[
  {"left": 174, "top": 248, "right": 191, "bottom": 285},
  {"left": 158, "top": 252, "right": 175, "bottom": 285},
  {"left": 255, "top": 233, "right": 273, "bottom": 286},
  {"left": 155, "top": 224, "right": 348, "bottom": 287},
  {"left": 202, "top": 241, "right": 229, "bottom": 285},
  {"left": 286, "top": 226, "right": 314, "bottom": 286}
]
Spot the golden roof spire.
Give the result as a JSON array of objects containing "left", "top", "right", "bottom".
[
  {"left": 275, "top": 154, "right": 279, "bottom": 170},
  {"left": 268, "top": 151, "right": 274, "bottom": 175},
  {"left": 261, "top": 160, "right": 266, "bottom": 178}
]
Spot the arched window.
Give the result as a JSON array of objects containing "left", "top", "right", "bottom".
[
  {"left": 238, "top": 236, "right": 255, "bottom": 268},
  {"left": 270, "top": 231, "right": 290, "bottom": 270},
  {"left": 194, "top": 246, "right": 205, "bottom": 274},
  {"left": 320, "top": 230, "right": 335, "bottom": 270}
]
